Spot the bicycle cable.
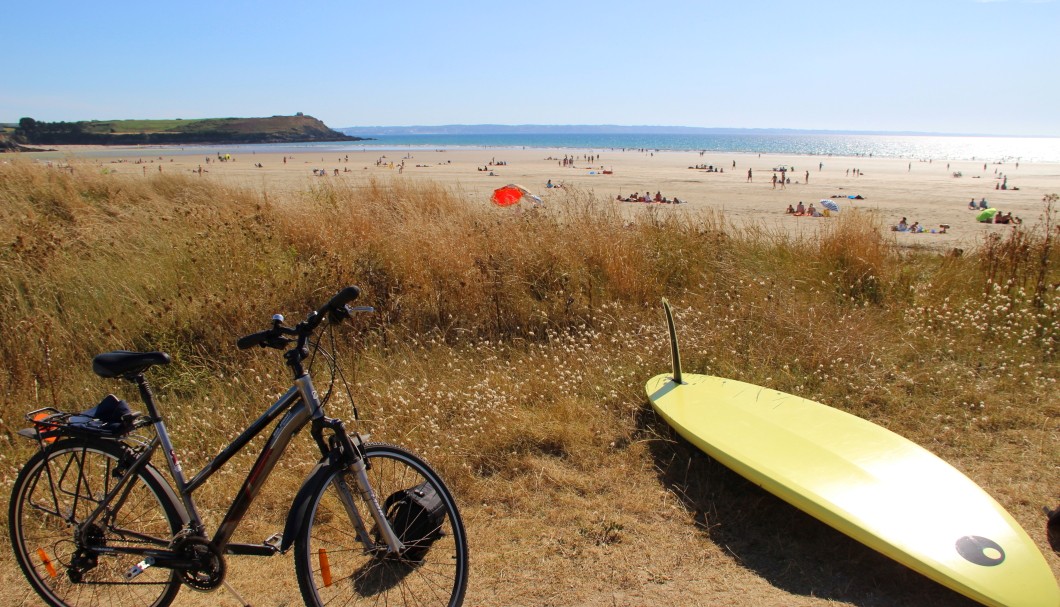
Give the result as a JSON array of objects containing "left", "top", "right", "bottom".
[
  {"left": 305, "top": 320, "right": 361, "bottom": 424},
  {"left": 325, "top": 322, "right": 361, "bottom": 423}
]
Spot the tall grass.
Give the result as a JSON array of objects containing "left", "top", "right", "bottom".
[{"left": 0, "top": 160, "right": 1056, "bottom": 605}]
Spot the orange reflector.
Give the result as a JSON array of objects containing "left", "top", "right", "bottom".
[
  {"left": 32, "top": 413, "right": 56, "bottom": 444},
  {"left": 37, "top": 548, "right": 57, "bottom": 578},
  {"left": 318, "top": 548, "right": 332, "bottom": 587}
]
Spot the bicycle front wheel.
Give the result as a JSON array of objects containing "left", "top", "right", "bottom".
[
  {"left": 295, "top": 443, "right": 468, "bottom": 607},
  {"left": 9, "top": 438, "right": 185, "bottom": 607}
]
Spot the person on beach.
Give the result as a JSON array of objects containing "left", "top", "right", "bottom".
[
  {"left": 747, "top": 168, "right": 752, "bottom": 182},
  {"left": 786, "top": 204, "right": 795, "bottom": 214},
  {"left": 968, "top": 198, "right": 977, "bottom": 210},
  {"left": 771, "top": 174, "right": 777, "bottom": 189},
  {"left": 796, "top": 201, "right": 806, "bottom": 215},
  {"left": 979, "top": 198, "right": 988, "bottom": 210},
  {"left": 894, "top": 217, "right": 909, "bottom": 231}
]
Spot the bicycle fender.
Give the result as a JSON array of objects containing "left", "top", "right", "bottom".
[
  {"left": 280, "top": 460, "right": 329, "bottom": 553},
  {"left": 141, "top": 460, "right": 191, "bottom": 527}
]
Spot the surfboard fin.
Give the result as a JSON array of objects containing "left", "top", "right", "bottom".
[{"left": 662, "top": 299, "right": 683, "bottom": 384}]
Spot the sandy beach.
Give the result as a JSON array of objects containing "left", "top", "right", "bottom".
[{"left": 19, "top": 145, "right": 1059, "bottom": 250}]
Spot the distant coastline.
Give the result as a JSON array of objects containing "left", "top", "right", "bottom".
[{"left": 2, "top": 115, "right": 363, "bottom": 149}]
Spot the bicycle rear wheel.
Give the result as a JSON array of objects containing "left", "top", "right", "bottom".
[
  {"left": 295, "top": 443, "right": 468, "bottom": 607},
  {"left": 9, "top": 438, "right": 185, "bottom": 607}
]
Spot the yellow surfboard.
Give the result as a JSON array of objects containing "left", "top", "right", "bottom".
[{"left": 646, "top": 301, "right": 1059, "bottom": 607}]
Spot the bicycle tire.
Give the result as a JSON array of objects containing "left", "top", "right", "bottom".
[
  {"left": 295, "top": 442, "right": 468, "bottom": 607},
  {"left": 9, "top": 438, "right": 185, "bottom": 607}
]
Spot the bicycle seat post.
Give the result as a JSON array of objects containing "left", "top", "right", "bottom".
[
  {"left": 131, "top": 372, "right": 201, "bottom": 526},
  {"left": 132, "top": 373, "right": 162, "bottom": 420}
]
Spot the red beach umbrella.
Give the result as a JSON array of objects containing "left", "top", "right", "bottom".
[{"left": 491, "top": 184, "right": 541, "bottom": 207}]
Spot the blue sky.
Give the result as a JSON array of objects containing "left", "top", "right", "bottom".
[{"left": 3, "top": 0, "right": 1057, "bottom": 135}]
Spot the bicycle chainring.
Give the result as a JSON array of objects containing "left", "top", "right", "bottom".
[{"left": 172, "top": 535, "right": 226, "bottom": 591}]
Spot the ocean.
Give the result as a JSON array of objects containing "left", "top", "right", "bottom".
[
  {"left": 58, "top": 132, "right": 1060, "bottom": 164},
  {"left": 272, "top": 133, "right": 1060, "bottom": 163}
]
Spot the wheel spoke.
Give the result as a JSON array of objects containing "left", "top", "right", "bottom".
[
  {"left": 9, "top": 440, "right": 184, "bottom": 607},
  {"left": 296, "top": 444, "right": 468, "bottom": 607}
]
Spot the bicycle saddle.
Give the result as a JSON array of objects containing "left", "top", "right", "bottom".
[{"left": 92, "top": 351, "right": 171, "bottom": 378}]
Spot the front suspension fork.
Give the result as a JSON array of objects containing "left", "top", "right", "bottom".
[{"left": 313, "top": 417, "right": 405, "bottom": 555}]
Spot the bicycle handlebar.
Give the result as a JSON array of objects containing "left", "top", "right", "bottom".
[
  {"left": 235, "top": 330, "right": 288, "bottom": 350},
  {"left": 237, "top": 286, "right": 362, "bottom": 350},
  {"left": 319, "top": 286, "right": 361, "bottom": 318}
]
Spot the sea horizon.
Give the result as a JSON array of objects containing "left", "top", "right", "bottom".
[
  {"left": 328, "top": 132, "right": 1060, "bottom": 163},
  {"left": 34, "top": 131, "right": 1060, "bottom": 164}
]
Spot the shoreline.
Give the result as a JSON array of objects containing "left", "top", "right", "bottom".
[
  {"left": 11, "top": 130, "right": 1060, "bottom": 162},
  {"left": 11, "top": 144, "right": 1058, "bottom": 252}
]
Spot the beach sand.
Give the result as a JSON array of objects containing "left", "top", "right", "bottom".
[{"left": 21, "top": 145, "right": 1059, "bottom": 250}]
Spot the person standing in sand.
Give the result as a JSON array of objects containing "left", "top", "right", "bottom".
[{"left": 747, "top": 168, "right": 752, "bottom": 182}]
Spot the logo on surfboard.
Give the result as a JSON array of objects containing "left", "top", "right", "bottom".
[{"left": 955, "top": 535, "right": 1005, "bottom": 566}]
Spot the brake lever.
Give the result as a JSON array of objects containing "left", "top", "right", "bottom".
[
  {"left": 264, "top": 314, "right": 295, "bottom": 349},
  {"left": 264, "top": 336, "right": 295, "bottom": 349},
  {"left": 326, "top": 304, "right": 374, "bottom": 322},
  {"left": 327, "top": 305, "right": 352, "bottom": 323}
]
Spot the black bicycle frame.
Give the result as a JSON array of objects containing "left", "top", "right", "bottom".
[{"left": 82, "top": 372, "right": 326, "bottom": 559}]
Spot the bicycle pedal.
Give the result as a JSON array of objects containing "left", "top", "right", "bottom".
[
  {"left": 123, "top": 556, "right": 155, "bottom": 580},
  {"left": 264, "top": 532, "right": 282, "bottom": 548}
]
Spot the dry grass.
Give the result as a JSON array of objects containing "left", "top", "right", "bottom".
[{"left": 0, "top": 160, "right": 1056, "bottom": 606}]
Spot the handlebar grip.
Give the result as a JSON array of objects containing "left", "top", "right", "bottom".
[
  {"left": 237, "top": 330, "right": 271, "bottom": 350},
  {"left": 320, "top": 286, "right": 360, "bottom": 315}
]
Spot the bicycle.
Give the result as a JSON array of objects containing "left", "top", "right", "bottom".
[{"left": 9, "top": 286, "right": 469, "bottom": 607}]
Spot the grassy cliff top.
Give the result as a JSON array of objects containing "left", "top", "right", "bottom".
[
  {"left": 11, "top": 114, "right": 358, "bottom": 145},
  {"left": 77, "top": 114, "right": 338, "bottom": 135}
]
